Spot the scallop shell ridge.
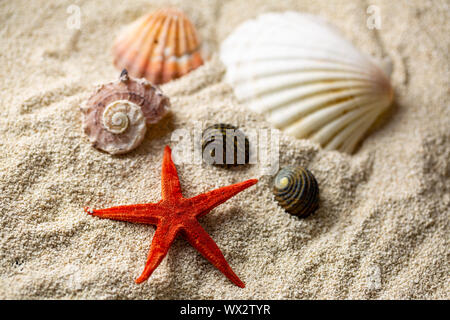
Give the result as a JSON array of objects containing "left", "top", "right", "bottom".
[
  {"left": 113, "top": 8, "right": 204, "bottom": 84},
  {"left": 220, "top": 12, "right": 394, "bottom": 153}
]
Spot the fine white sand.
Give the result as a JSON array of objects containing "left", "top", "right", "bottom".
[{"left": 0, "top": 0, "right": 448, "bottom": 299}]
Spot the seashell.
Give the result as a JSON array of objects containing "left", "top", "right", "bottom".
[
  {"left": 112, "top": 8, "right": 204, "bottom": 84},
  {"left": 81, "top": 70, "right": 170, "bottom": 154},
  {"left": 201, "top": 124, "right": 250, "bottom": 166},
  {"left": 220, "top": 12, "right": 394, "bottom": 153},
  {"left": 273, "top": 166, "right": 319, "bottom": 218}
]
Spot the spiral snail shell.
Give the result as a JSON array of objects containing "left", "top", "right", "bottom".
[
  {"left": 81, "top": 70, "right": 170, "bottom": 155},
  {"left": 273, "top": 166, "right": 319, "bottom": 217},
  {"left": 201, "top": 124, "right": 250, "bottom": 167}
]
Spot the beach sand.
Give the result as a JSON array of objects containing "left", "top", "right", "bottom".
[{"left": 0, "top": 0, "right": 448, "bottom": 299}]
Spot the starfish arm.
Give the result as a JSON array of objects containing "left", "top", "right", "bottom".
[
  {"left": 135, "top": 219, "right": 180, "bottom": 284},
  {"left": 182, "top": 220, "right": 245, "bottom": 288},
  {"left": 84, "top": 203, "right": 162, "bottom": 225},
  {"left": 161, "top": 146, "right": 183, "bottom": 200},
  {"left": 189, "top": 179, "right": 258, "bottom": 218}
]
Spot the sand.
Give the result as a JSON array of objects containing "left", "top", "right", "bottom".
[{"left": 0, "top": 0, "right": 449, "bottom": 299}]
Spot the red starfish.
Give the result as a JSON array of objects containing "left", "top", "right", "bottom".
[{"left": 85, "top": 146, "right": 257, "bottom": 288}]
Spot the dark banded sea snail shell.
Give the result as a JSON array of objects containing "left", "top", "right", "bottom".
[
  {"left": 81, "top": 69, "right": 170, "bottom": 155},
  {"left": 201, "top": 124, "right": 250, "bottom": 167},
  {"left": 273, "top": 166, "right": 319, "bottom": 217}
]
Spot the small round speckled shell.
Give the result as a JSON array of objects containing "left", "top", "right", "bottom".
[
  {"left": 81, "top": 70, "right": 170, "bottom": 154},
  {"left": 273, "top": 166, "right": 319, "bottom": 217},
  {"left": 201, "top": 124, "right": 250, "bottom": 167}
]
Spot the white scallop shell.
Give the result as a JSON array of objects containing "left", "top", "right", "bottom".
[{"left": 220, "top": 12, "right": 394, "bottom": 153}]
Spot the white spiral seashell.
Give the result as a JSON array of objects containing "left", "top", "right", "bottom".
[
  {"left": 82, "top": 99, "right": 146, "bottom": 155},
  {"left": 99, "top": 100, "right": 146, "bottom": 154},
  {"left": 220, "top": 12, "right": 394, "bottom": 153},
  {"left": 102, "top": 101, "right": 131, "bottom": 134},
  {"left": 81, "top": 70, "right": 171, "bottom": 155}
]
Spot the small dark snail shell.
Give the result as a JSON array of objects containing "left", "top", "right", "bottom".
[
  {"left": 273, "top": 166, "right": 319, "bottom": 218},
  {"left": 201, "top": 124, "right": 250, "bottom": 167}
]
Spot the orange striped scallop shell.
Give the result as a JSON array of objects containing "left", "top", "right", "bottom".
[{"left": 112, "top": 8, "right": 204, "bottom": 84}]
